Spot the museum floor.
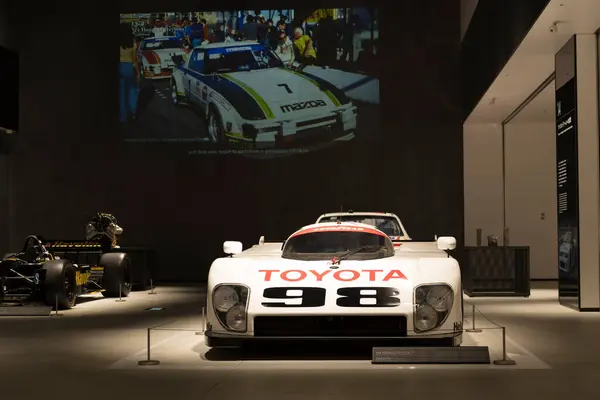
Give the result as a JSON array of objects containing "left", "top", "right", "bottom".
[{"left": 0, "top": 282, "right": 599, "bottom": 400}]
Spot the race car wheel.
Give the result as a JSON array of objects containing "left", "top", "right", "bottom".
[
  {"left": 100, "top": 252, "right": 132, "bottom": 298},
  {"left": 171, "top": 81, "right": 183, "bottom": 106},
  {"left": 42, "top": 260, "right": 77, "bottom": 310},
  {"left": 207, "top": 106, "right": 225, "bottom": 143}
]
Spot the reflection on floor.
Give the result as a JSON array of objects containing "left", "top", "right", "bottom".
[
  {"left": 108, "top": 314, "right": 549, "bottom": 370},
  {"left": 1, "top": 281, "right": 600, "bottom": 400}
]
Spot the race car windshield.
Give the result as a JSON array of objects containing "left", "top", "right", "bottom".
[
  {"left": 204, "top": 48, "right": 283, "bottom": 73},
  {"left": 141, "top": 40, "right": 182, "bottom": 50},
  {"left": 282, "top": 231, "right": 394, "bottom": 261},
  {"left": 318, "top": 216, "right": 404, "bottom": 237}
]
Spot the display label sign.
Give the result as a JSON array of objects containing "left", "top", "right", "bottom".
[{"left": 556, "top": 76, "right": 580, "bottom": 303}]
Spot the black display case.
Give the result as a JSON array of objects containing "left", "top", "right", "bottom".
[{"left": 454, "top": 246, "right": 530, "bottom": 297}]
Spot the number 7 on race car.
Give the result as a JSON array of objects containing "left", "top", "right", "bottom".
[
  {"left": 261, "top": 287, "right": 401, "bottom": 308},
  {"left": 277, "top": 83, "right": 293, "bottom": 94}
]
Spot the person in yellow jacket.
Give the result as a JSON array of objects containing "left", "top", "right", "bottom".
[{"left": 293, "top": 27, "right": 317, "bottom": 65}]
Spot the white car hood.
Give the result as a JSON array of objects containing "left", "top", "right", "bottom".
[{"left": 222, "top": 68, "right": 342, "bottom": 119}]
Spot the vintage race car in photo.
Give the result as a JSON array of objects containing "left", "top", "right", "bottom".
[
  {"left": 558, "top": 230, "right": 575, "bottom": 274},
  {"left": 137, "top": 36, "right": 186, "bottom": 79},
  {"left": 205, "top": 221, "right": 464, "bottom": 348},
  {"left": 170, "top": 41, "right": 357, "bottom": 147}
]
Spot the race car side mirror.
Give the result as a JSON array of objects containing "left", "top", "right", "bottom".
[
  {"left": 223, "top": 241, "right": 243, "bottom": 256},
  {"left": 437, "top": 236, "right": 456, "bottom": 251}
]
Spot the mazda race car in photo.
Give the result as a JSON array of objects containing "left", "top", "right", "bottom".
[
  {"left": 137, "top": 36, "right": 187, "bottom": 79},
  {"left": 170, "top": 41, "right": 357, "bottom": 147},
  {"left": 205, "top": 221, "right": 464, "bottom": 348}
]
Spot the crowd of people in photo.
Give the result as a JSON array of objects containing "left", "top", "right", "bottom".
[
  {"left": 127, "top": 10, "right": 379, "bottom": 73},
  {"left": 119, "top": 10, "right": 379, "bottom": 123}
]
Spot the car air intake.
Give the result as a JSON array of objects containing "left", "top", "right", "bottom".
[{"left": 253, "top": 316, "right": 407, "bottom": 337}]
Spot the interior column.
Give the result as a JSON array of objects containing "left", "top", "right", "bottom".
[{"left": 555, "top": 34, "right": 600, "bottom": 311}]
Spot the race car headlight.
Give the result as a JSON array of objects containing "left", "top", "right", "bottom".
[
  {"left": 213, "top": 285, "right": 239, "bottom": 312},
  {"left": 226, "top": 304, "right": 246, "bottom": 331},
  {"left": 414, "top": 305, "right": 438, "bottom": 332},
  {"left": 414, "top": 284, "right": 454, "bottom": 332},
  {"left": 426, "top": 285, "right": 453, "bottom": 312},
  {"left": 212, "top": 284, "right": 249, "bottom": 332}
]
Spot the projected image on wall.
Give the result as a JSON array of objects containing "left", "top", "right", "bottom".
[{"left": 119, "top": 9, "right": 380, "bottom": 156}]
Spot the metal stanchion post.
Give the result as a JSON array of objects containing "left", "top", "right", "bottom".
[
  {"left": 115, "top": 284, "right": 126, "bottom": 302},
  {"left": 138, "top": 328, "right": 160, "bottom": 366},
  {"left": 493, "top": 326, "right": 516, "bottom": 365},
  {"left": 51, "top": 294, "right": 62, "bottom": 317},
  {"left": 196, "top": 306, "right": 205, "bottom": 335},
  {"left": 465, "top": 304, "right": 481, "bottom": 333},
  {"left": 148, "top": 279, "right": 157, "bottom": 295}
]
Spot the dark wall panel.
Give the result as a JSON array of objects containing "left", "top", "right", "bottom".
[
  {"left": 7, "top": 0, "right": 462, "bottom": 281},
  {"left": 461, "top": 0, "right": 550, "bottom": 120}
]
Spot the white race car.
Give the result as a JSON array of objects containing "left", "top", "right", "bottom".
[
  {"left": 136, "top": 36, "right": 186, "bottom": 79},
  {"left": 205, "top": 221, "right": 464, "bottom": 348},
  {"left": 170, "top": 41, "right": 357, "bottom": 147}
]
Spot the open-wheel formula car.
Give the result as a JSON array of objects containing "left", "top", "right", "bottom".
[{"left": 0, "top": 235, "right": 131, "bottom": 309}]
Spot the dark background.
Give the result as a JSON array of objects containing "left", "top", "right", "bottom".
[
  {"left": 0, "top": 0, "right": 462, "bottom": 281},
  {"left": 461, "top": 0, "right": 550, "bottom": 120}
]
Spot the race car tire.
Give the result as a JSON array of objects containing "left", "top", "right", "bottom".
[
  {"left": 42, "top": 260, "right": 77, "bottom": 310},
  {"left": 171, "top": 80, "right": 183, "bottom": 106},
  {"left": 207, "top": 106, "right": 225, "bottom": 143},
  {"left": 100, "top": 252, "right": 132, "bottom": 298}
]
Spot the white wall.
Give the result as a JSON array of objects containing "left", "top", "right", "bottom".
[
  {"left": 463, "top": 122, "right": 504, "bottom": 246},
  {"left": 504, "top": 121, "right": 558, "bottom": 279},
  {"left": 461, "top": 0, "right": 479, "bottom": 40},
  {"left": 576, "top": 34, "right": 600, "bottom": 308}
]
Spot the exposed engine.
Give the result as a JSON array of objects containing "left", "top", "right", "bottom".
[{"left": 85, "top": 213, "right": 123, "bottom": 249}]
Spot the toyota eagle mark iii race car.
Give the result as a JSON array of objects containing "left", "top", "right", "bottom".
[
  {"left": 0, "top": 214, "right": 131, "bottom": 309},
  {"left": 137, "top": 36, "right": 187, "bottom": 80},
  {"left": 205, "top": 221, "right": 464, "bottom": 348},
  {"left": 170, "top": 41, "right": 357, "bottom": 147}
]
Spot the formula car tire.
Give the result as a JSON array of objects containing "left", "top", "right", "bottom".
[
  {"left": 207, "top": 106, "right": 225, "bottom": 143},
  {"left": 42, "top": 260, "right": 77, "bottom": 310},
  {"left": 100, "top": 252, "right": 132, "bottom": 298}
]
